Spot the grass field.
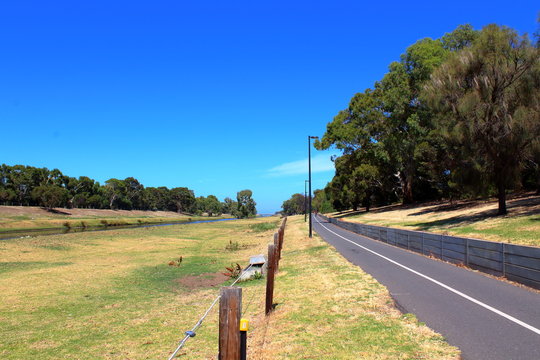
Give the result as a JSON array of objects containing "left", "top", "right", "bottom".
[
  {"left": 0, "top": 206, "right": 227, "bottom": 232},
  {"left": 0, "top": 215, "right": 458, "bottom": 359},
  {"left": 330, "top": 193, "right": 540, "bottom": 247}
]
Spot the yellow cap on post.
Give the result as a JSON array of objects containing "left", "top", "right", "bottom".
[{"left": 239, "top": 318, "right": 249, "bottom": 332}]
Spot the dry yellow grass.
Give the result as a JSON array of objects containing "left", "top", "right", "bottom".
[
  {"left": 246, "top": 216, "right": 459, "bottom": 359},
  {"left": 330, "top": 194, "right": 540, "bottom": 246},
  {"left": 0, "top": 205, "right": 221, "bottom": 231},
  {"left": 1, "top": 215, "right": 459, "bottom": 359}
]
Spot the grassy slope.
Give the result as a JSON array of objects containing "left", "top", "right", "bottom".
[
  {"left": 329, "top": 194, "right": 540, "bottom": 247},
  {"left": 0, "top": 215, "right": 458, "bottom": 359},
  {"left": 0, "top": 206, "right": 228, "bottom": 232},
  {"left": 249, "top": 216, "right": 458, "bottom": 359}
]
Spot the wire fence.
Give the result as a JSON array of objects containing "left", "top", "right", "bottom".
[
  {"left": 167, "top": 216, "right": 287, "bottom": 359},
  {"left": 167, "top": 264, "right": 254, "bottom": 360}
]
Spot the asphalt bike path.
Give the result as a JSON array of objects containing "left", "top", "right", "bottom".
[{"left": 312, "top": 214, "right": 540, "bottom": 360}]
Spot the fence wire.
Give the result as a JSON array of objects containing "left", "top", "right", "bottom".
[{"left": 167, "top": 263, "right": 254, "bottom": 360}]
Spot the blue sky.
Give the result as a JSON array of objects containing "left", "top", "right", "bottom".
[{"left": 1, "top": 1, "right": 538, "bottom": 213}]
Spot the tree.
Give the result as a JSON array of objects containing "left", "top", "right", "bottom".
[
  {"left": 169, "top": 187, "right": 195, "bottom": 213},
  {"left": 425, "top": 24, "right": 540, "bottom": 214},
  {"left": 104, "top": 178, "right": 126, "bottom": 209},
  {"left": 222, "top": 197, "right": 238, "bottom": 216},
  {"left": 31, "top": 185, "right": 69, "bottom": 209},
  {"left": 375, "top": 37, "right": 449, "bottom": 203},
  {"left": 312, "top": 189, "right": 335, "bottom": 214},
  {"left": 281, "top": 193, "right": 306, "bottom": 215},
  {"left": 236, "top": 190, "right": 257, "bottom": 218},
  {"left": 124, "top": 177, "right": 144, "bottom": 209},
  {"left": 204, "top": 195, "right": 222, "bottom": 216}
]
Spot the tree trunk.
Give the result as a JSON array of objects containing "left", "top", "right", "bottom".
[
  {"left": 402, "top": 176, "right": 414, "bottom": 204},
  {"left": 497, "top": 182, "right": 507, "bottom": 215}
]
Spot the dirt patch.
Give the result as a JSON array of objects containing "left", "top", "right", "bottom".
[{"left": 176, "top": 272, "right": 229, "bottom": 289}]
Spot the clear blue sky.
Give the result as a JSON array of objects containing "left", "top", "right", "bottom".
[{"left": 1, "top": 1, "right": 538, "bottom": 213}]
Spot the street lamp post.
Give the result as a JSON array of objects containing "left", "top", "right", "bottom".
[
  {"left": 308, "top": 136, "right": 318, "bottom": 237},
  {"left": 304, "top": 180, "right": 309, "bottom": 222}
]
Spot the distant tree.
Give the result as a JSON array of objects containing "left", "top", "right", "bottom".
[
  {"left": 204, "top": 195, "right": 222, "bottom": 216},
  {"left": 425, "top": 24, "right": 540, "bottom": 214},
  {"left": 31, "top": 185, "right": 69, "bottom": 209},
  {"left": 236, "top": 190, "right": 257, "bottom": 218},
  {"left": 87, "top": 193, "right": 106, "bottom": 209},
  {"left": 222, "top": 197, "right": 238, "bottom": 216},
  {"left": 169, "top": 187, "right": 196, "bottom": 213},
  {"left": 281, "top": 193, "right": 306, "bottom": 216},
  {"left": 143, "top": 187, "right": 170, "bottom": 211},
  {"left": 104, "top": 178, "right": 126, "bottom": 209},
  {"left": 312, "top": 189, "right": 335, "bottom": 214},
  {"left": 0, "top": 188, "right": 16, "bottom": 205},
  {"left": 124, "top": 177, "right": 144, "bottom": 209}
]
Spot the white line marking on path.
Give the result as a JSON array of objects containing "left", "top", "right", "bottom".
[{"left": 314, "top": 215, "right": 540, "bottom": 336}]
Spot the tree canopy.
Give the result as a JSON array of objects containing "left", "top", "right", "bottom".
[
  {"left": 309, "top": 22, "right": 540, "bottom": 215},
  {"left": 0, "top": 164, "right": 254, "bottom": 216}
]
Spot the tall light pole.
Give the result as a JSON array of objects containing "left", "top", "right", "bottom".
[
  {"left": 308, "top": 135, "right": 318, "bottom": 237},
  {"left": 304, "top": 180, "right": 309, "bottom": 222}
]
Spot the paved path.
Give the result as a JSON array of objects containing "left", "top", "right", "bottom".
[{"left": 313, "top": 214, "right": 540, "bottom": 360}]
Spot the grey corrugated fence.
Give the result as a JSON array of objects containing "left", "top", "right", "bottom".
[{"left": 319, "top": 215, "right": 540, "bottom": 290}]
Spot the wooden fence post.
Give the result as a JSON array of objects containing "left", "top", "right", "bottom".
[
  {"left": 279, "top": 227, "right": 284, "bottom": 257},
  {"left": 274, "top": 233, "right": 280, "bottom": 272},
  {"left": 265, "top": 244, "right": 276, "bottom": 315},
  {"left": 219, "top": 287, "right": 242, "bottom": 360}
]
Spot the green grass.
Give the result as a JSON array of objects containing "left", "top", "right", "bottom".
[
  {"left": 0, "top": 218, "right": 275, "bottom": 359},
  {"left": 0, "top": 261, "right": 73, "bottom": 275},
  {"left": 0, "top": 215, "right": 458, "bottom": 359},
  {"left": 249, "top": 221, "right": 279, "bottom": 232}
]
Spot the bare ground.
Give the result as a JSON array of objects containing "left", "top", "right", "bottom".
[{"left": 0, "top": 206, "right": 190, "bottom": 219}]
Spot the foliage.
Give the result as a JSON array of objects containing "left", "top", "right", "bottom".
[
  {"left": 424, "top": 24, "right": 540, "bottom": 214},
  {"left": 31, "top": 185, "right": 69, "bottom": 209},
  {"left": 222, "top": 263, "right": 242, "bottom": 278},
  {"left": 312, "top": 22, "right": 539, "bottom": 215},
  {"left": 236, "top": 189, "right": 257, "bottom": 218},
  {"left": 0, "top": 164, "right": 254, "bottom": 215},
  {"left": 311, "top": 189, "right": 336, "bottom": 213},
  {"left": 221, "top": 197, "right": 238, "bottom": 216},
  {"left": 281, "top": 193, "right": 306, "bottom": 215},
  {"left": 225, "top": 240, "right": 247, "bottom": 251},
  {"left": 249, "top": 221, "right": 278, "bottom": 232}
]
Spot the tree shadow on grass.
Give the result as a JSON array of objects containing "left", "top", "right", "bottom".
[
  {"left": 410, "top": 193, "right": 540, "bottom": 218},
  {"left": 43, "top": 207, "right": 72, "bottom": 215},
  {"left": 332, "top": 203, "right": 409, "bottom": 219},
  {"left": 409, "top": 200, "right": 480, "bottom": 217},
  {"left": 413, "top": 204, "right": 540, "bottom": 231},
  {"left": 412, "top": 210, "right": 500, "bottom": 231}
]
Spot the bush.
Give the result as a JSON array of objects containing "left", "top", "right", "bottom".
[{"left": 249, "top": 222, "right": 277, "bottom": 232}]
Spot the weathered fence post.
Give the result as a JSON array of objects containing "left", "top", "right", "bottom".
[
  {"left": 219, "top": 287, "right": 242, "bottom": 360},
  {"left": 274, "top": 233, "right": 280, "bottom": 272},
  {"left": 278, "top": 227, "right": 284, "bottom": 258},
  {"left": 265, "top": 244, "right": 276, "bottom": 315}
]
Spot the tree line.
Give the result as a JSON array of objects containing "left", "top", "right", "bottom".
[
  {"left": 0, "top": 164, "right": 257, "bottom": 218},
  {"left": 307, "top": 23, "right": 539, "bottom": 216}
]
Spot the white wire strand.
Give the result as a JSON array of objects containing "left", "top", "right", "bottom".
[{"left": 167, "top": 263, "right": 254, "bottom": 359}]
